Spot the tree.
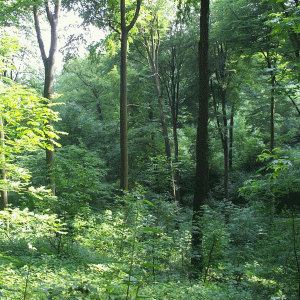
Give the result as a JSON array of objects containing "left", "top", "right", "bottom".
[
  {"left": 210, "top": 42, "right": 237, "bottom": 212},
  {"left": 65, "top": 0, "right": 142, "bottom": 191},
  {"left": 160, "top": 22, "right": 196, "bottom": 204},
  {"left": 119, "top": 0, "right": 142, "bottom": 191},
  {"left": 131, "top": 1, "right": 179, "bottom": 200},
  {"left": 191, "top": 0, "right": 210, "bottom": 275},
  {"left": 32, "top": 0, "right": 61, "bottom": 196}
]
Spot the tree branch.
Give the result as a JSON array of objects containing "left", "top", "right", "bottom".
[
  {"left": 127, "top": 0, "right": 142, "bottom": 32},
  {"left": 33, "top": 6, "right": 47, "bottom": 66}
]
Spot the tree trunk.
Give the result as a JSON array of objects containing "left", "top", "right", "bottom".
[
  {"left": 143, "top": 32, "right": 172, "bottom": 160},
  {"left": 119, "top": 0, "right": 142, "bottom": 191},
  {"left": 211, "top": 82, "right": 230, "bottom": 223},
  {"left": 44, "top": 62, "right": 56, "bottom": 195},
  {"left": 221, "top": 91, "right": 229, "bottom": 203},
  {"left": 0, "top": 117, "right": 7, "bottom": 210},
  {"left": 191, "top": 0, "right": 210, "bottom": 277},
  {"left": 153, "top": 73, "right": 172, "bottom": 159},
  {"left": 142, "top": 29, "right": 177, "bottom": 202},
  {"left": 270, "top": 70, "right": 275, "bottom": 152},
  {"left": 229, "top": 103, "right": 234, "bottom": 171},
  {"left": 120, "top": 18, "right": 129, "bottom": 191},
  {"left": 170, "top": 46, "right": 181, "bottom": 204},
  {"left": 33, "top": 1, "right": 60, "bottom": 196}
]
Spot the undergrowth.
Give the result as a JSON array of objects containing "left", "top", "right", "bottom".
[{"left": 0, "top": 190, "right": 299, "bottom": 299}]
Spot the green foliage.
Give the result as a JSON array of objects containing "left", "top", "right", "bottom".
[
  {"left": 2, "top": 0, "right": 300, "bottom": 299},
  {"left": 0, "top": 190, "right": 300, "bottom": 299},
  {"left": 240, "top": 147, "right": 300, "bottom": 204},
  {"left": 0, "top": 30, "right": 20, "bottom": 73},
  {"left": 19, "top": 143, "right": 113, "bottom": 214},
  {"left": 0, "top": 78, "right": 61, "bottom": 203},
  {"left": 54, "top": 143, "right": 111, "bottom": 214}
]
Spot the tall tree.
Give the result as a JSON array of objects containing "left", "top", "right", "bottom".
[
  {"left": 191, "top": 0, "right": 210, "bottom": 276},
  {"left": 119, "top": 0, "right": 142, "bottom": 191},
  {"left": 65, "top": 0, "right": 142, "bottom": 191},
  {"left": 33, "top": 0, "right": 61, "bottom": 195},
  {"left": 132, "top": 6, "right": 178, "bottom": 200}
]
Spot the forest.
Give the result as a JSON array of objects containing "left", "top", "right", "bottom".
[{"left": 0, "top": 0, "right": 300, "bottom": 299}]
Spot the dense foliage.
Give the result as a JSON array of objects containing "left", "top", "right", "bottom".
[{"left": 0, "top": 0, "right": 300, "bottom": 299}]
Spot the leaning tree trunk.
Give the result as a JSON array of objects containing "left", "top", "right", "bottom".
[{"left": 191, "top": 0, "right": 210, "bottom": 277}]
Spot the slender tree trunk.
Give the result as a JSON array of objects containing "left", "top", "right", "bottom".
[
  {"left": 120, "top": 19, "right": 129, "bottom": 191},
  {"left": 221, "top": 91, "right": 229, "bottom": 203},
  {"left": 0, "top": 118, "right": 7, "bottom": 210},
  {"left": 191, "top": 0, "right": 210, "bottom": 277},
  {"left": 119, "top": 0, "right": 142, "bottom": 191},
  {"left": 142, "top": 30, "right": 177, "bottom": 202},
  {"left": 152, "top": 71, "right": 178, "bottom": 203},
  {"left": 143, "top": 32, "right": 172, "bottom": 159},
  {"left": 153, "top": 73, "right": 172, "bottom": 159},
  {"left": 229, "top": 103, "right": 234, "bottom": 171},
  {"left": 270, "top": 70, "right": 275, "bottom": 152},
  {"left": 170, "top": 48, "right": 181, "bottom": 204},
  {"left": 211, "top": 81, "right": 229, "bottom": 210},
  {"left": 172, "top": 119, "right": 181, "bottom": 204},
  {"left": 44, "top": 62, "right": 56, "bottom": 195}
]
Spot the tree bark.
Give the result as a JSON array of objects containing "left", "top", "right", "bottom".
[
  {"left": 191, "top": 0, "right": 210, "bottom": 277},
  {"left": 120, "top": 12, "right": 129, "bottom": 191}
]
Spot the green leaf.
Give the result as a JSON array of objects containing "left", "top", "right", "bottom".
[{"left": 143, "top": 199, "right": 155, "bottom": 206}]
